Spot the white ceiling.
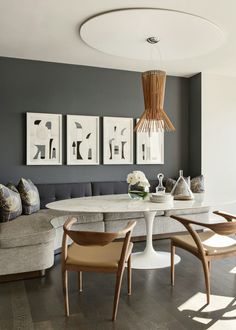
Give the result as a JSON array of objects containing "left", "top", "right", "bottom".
[
  {"left": 80, "top": 9, "right": 225, "bottom": 61},
  {"left": 0, "top": 0, "right": 236, "bottom": 77}
]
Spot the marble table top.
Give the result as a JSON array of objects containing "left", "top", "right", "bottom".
[{"left": 46, "top": 193, "right": 234, "bottom": 214}]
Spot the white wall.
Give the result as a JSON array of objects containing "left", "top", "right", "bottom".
[{"left": 202, "top": 73, "right": 236, "bottom": 211}]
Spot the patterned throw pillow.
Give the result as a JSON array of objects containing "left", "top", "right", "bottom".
[
  {"left": 191, "top": 175, "right": 205, "bottom": 193},
  {"left": 6, "top": 182, "right": 19, "bottom": 193},
  {"left": 18, "top": 178, "right": 40, "bottom": 215},
  {"left": 163, "top": 177, "right": 176, "bottom": 193},
  {"left": 0, "top": 184, "right": 22, "bottom": 222}
]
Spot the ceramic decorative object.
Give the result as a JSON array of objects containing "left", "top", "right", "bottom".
[
  {"left": 127, "top": 171, "right": 150, "bottom": 200},
  {"left": 150, "top": 193, "right": 173, "bottom": 203},
  {"left": 156, "top": 173, "right": 166, "bottom": 194},
  {"left": 171, "top": 170, "right": 194, "bottom": 200}
]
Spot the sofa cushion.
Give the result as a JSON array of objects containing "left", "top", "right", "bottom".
[
  {"left": 191, "top": 175, "right": 205, "bottom": 193},
  {"left": 105, "top": 213, "right": 167, "bottom": 236},
  {"left": 105, "top": 218, "right": 146, "bottom": 237},
  {"left": 104, "top": 210, "right": 164, "bottom": 221},
  {"left": 92, "top": 181, "right": 128, "bottom": 196},
  {"left": 0, "top": 184, "right": 22, "bottom": 222},
  {"left": 147, "top": 180, "right": 159, "bottom": 193},
  {"left": 105, "top": 212, "right": 211, "bottom": 237},
  {"left": 0, "top": 211, "right": 55, "bottom": 248},
  {"left": 164, "top": 207, "right": 210, "bottom": 217},
  {"left": 92, "top": 180, "right": 160, "bottom": 196},
  {"left": 6, "top": 182, "right": 19, "bottom": 194},
  {"left": 36, "top": 182, "right": 92, "bottom": 208},
  {"left": 40, "top": 209, "right": 103, "bottom": 228},
  {"left": 18, "top": 178, "right": 40, "bottom": 214},
  {"left": 0, "top": 240, "right": 55, "bottom": 275},
  {"left": 163, "top": 177, "right": 176, "bottom": 193}
]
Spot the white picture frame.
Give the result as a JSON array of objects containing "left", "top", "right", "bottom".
[
  {"left": 66, "top": 115, "right": 100, "bottom": 165},
  {"left": 103, "top": 116, "right": 133, "bottom": 164},
  {"left": 26, "top": 112, "right": 62, "bottom": 165},
  {"left": 136, "top": 119, "right": 164, "bottom": 164}
]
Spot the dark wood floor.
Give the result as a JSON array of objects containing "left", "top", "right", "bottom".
[{"left": 1, "top": 239, "right": 236, "bottom": 330}]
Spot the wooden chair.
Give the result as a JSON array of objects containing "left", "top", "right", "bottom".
[
  {"left": 61, "top": 217, "right": 136, "bottom": 321},
  {"left": 170, "top": 211, "right": 236, "bottom": 304}
]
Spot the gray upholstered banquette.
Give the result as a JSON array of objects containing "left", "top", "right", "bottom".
[{"left": 0, "top": 180, "right": 210, "bottom": 277}]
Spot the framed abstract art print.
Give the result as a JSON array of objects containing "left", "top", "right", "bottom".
[
  {"left": 103, "top": 116, "right": 133, "bottom": 164},
  {"left": 67, "top": 115, "right": 99, "bottom": 165},
  {"left": 26, "top": 112, "right": 62, "bottom": 165},
  {"left": 136, "top": 119, "right": 164, "bottom": 164}
]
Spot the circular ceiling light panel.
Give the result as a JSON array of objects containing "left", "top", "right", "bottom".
[{"left": 80, "top": 9, "right": 225, "bottom": 61}]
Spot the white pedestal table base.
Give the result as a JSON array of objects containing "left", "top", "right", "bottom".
[
  {"left": 131, "top": 211, "right": 181, "bottom": 270},
  {"left": 131, "top": 250, "right": 181, "bottom": 269}
]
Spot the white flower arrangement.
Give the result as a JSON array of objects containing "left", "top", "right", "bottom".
[{"left": 127, "top": 171, "right": 150, "bottom": 188}]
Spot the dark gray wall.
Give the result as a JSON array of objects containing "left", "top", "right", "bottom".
[
  {"left": 0, "top": 57, "right": 190, "bottom": 184},
  {"left": 189, "top": 73, "right": 201, "bottom": 177}
]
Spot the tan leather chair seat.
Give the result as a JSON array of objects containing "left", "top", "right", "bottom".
[
  {"left": 172, "top": 231, "right": 236, "bottom": 256},
  {"left": 66, "top": 241, "right": 133, "bottom": 268}
]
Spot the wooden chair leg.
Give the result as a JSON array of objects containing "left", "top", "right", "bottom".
[
  {"left": 171, "top": 242, "right": 175, "bottom": 286},
  {"left": 62, "top": 269, "right": 69, "bottom": 316},
  {"left": 127, "top": 256, "right": 132, "bottom": 295},
  {"left": 112, "top": 268, "right": 125, "bottom": 321},
  {"left": 208, "top": 260, "right": 211, "bottom": 273},
  {"left": 78, "top": 271, "right": 82, "bottom": 293},
  {"left": 202, "top": 259, "right": 211, "bottom": 304}
]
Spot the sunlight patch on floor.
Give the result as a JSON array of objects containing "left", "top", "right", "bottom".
[
  {"left": 229, "top": 266, "right": 236, "bottom": 274},
  {"left": 178, "top": 292, "right": 236, "bottom": 329},
  {"left": 208, "top": 319, "right": 236, "bottom": 330},
  {"left": 191, "top": 316, "right": 212, "bottom": 325}
]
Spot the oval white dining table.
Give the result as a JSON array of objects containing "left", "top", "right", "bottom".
[{"left": 46, "top": 193, "right": 233, "bottom": 270}]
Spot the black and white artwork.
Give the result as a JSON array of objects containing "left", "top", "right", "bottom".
[
  {"left": 136, "top": 119, "right": 164, "bottom": 164},
  {"left": 67, "top": 115, "right": 99, "bottom": 165},
  {"left": 26, "top": 113, "right": 62, "bottom": 165},
  {"left": 103, "top": 117, "right": 133, "bottom": 164}
]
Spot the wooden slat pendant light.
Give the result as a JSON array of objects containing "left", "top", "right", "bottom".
[{"left": 134, "top": 70, "right": 175, "bottom": 133}]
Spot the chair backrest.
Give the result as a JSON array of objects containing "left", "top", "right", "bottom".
[
  {"left": 63, "top": 217, "right": 136, "bottom": 246},
  {"left": 64, "top": 228, "right": 119, "bottom": 246},
  {"left": 61, "top": 217, "right": 136, "bottom": 267},
  {"left": 171, "top": 212, "right": 236, "bottom": 258},
  {"left": 206, "top": 221, "right": 236, "bottom": 235},
  {"left": 171, "top": 214, "right": 236, "bottom": 236},
  {"left": 213, "top": 210, "right": 236, "bottom": 222}
]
